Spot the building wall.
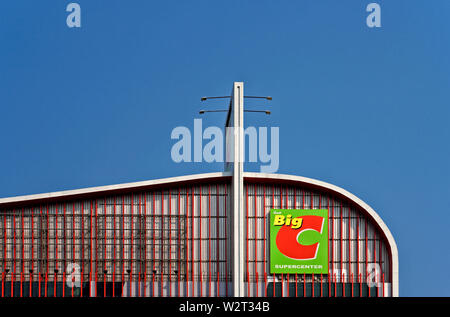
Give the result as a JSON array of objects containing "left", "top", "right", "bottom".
[
  {"left": 0, "top": 181, "right": 232, "bottom": 297},
  {"left": 0, "top": 176, "right": 393, "bottom": 297},
  {"left": 243, "top": 181, "right": 392, "bottom": 297}
]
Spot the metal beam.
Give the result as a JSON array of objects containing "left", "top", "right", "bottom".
[{"left": 229, "top": 82, "right": 245, "bottom": 297}]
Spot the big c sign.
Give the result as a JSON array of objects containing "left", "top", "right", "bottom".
[{"left": 270, "top": 209, "right": 328, "bottom": 274}]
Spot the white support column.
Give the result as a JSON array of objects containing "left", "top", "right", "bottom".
[{"left": 229, "top": 82, "right": 245, "bottom": 297}]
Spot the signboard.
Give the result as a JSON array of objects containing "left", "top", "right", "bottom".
[{"left": 270, "top": 209, "right": 328, "bottom": 274}]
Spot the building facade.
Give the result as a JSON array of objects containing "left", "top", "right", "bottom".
[{"left": 0, "top": 172, "right": 398, "bottom": 297}]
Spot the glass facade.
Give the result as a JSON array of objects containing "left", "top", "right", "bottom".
[{"left": 0, "top": 176, "right": 394, "bottom": 297}]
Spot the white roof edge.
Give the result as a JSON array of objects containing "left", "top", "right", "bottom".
[
  {"left": 244, "top": 172, "right": 399, "bottom": 296},
  {"left": 0, "top": 172, "right": 232, "bottom": 205}
]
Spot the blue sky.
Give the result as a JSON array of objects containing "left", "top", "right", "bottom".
[{"left": 0, "top": 1, "right": 449, "bottom": 296}]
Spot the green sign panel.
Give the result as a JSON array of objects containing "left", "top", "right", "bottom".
[{"left": 270, "top": 209, "right": 328, "bottom": 274}]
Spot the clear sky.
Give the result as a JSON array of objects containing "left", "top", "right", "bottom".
[{"left": 0, "top": 1, "right": 449, "bottom": 296}]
